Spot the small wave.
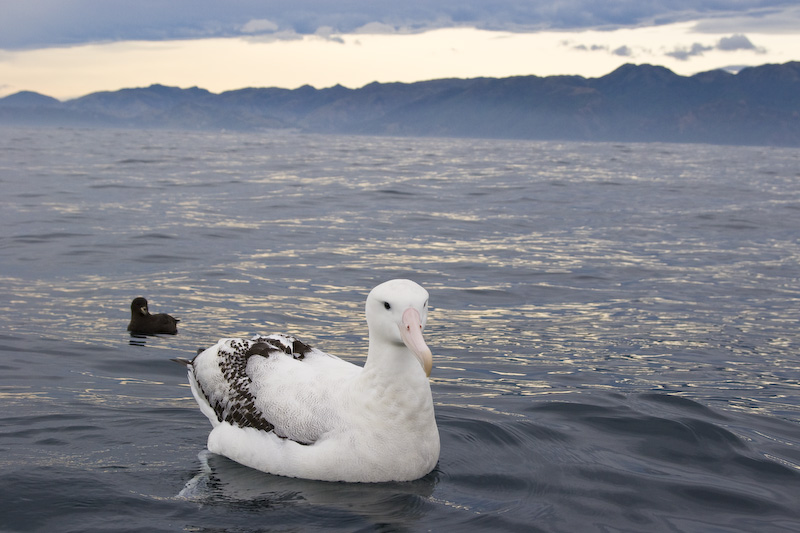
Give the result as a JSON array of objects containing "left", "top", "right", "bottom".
[{"left": 116, "top": 158, "right": 163, "bottom": 164}]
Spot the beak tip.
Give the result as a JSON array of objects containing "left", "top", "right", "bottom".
[{"left": 399, "top": 308, "right": 433, "bottom": 377}]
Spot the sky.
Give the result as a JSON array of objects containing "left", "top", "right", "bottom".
[{"left": 1, "top": 1, "right": 799, "bottom": 100}]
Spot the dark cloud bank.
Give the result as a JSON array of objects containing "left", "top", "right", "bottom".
[
  {"left": 2, "top": 62, "right": 799, "bottom": 147},
  {"left": 2, "top": 0, "right": 799, "bottom": 49}
]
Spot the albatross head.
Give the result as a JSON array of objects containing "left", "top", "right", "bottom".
[{"left": 366, "top": 279, "right": 432, "bottom": 376}]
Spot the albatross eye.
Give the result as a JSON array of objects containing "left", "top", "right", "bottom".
[{"left": 384, "top": 302, "right": 391, "bottom": 310}]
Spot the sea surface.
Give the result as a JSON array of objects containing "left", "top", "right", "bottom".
[{"left": 1, "top": 126, "right": 799, "bottom": 532}]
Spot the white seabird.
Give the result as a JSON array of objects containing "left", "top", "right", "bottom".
[{"left": 176, "top": 279, "right": 439, "bottom": 483}]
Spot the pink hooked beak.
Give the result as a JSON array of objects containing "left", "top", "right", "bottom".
[{"left": 399, "top": 307, "right": 433, "bottom": 377}]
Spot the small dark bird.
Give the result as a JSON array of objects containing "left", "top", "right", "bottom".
[{"left": 127, "top": 297, "right": 179, "bottom": 335}]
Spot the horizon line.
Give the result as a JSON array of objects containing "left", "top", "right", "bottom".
[{"left": 5, "top": 60, "right": 794, "bottom": 102}]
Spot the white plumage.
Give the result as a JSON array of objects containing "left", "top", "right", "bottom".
[{"left": 180, "top": 279, "right": 440, "bottom": 483}]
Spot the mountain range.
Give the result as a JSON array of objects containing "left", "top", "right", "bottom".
[{"left": 1, "top": 62, "right": 799, "bottom": 146}]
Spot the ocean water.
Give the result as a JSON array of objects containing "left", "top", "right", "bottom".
[{"left": 1, "top": 126, "right": 799, "bottom": 532}]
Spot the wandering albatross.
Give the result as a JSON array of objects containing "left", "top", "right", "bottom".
[{"left": 176, "top": 279, "right": 440, "bottom": 483}]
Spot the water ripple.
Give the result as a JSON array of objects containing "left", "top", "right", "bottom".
[{"left": 1, "top": 128, "right": 800, "bottom": 531}]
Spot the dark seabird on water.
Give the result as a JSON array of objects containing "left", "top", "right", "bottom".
[{"left": 128, "top": 297, "right": 179, "bottom": 335}]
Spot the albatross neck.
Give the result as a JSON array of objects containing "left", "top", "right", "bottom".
[{"left": 362, "top": 339, "right": 427, "bottom": 381}]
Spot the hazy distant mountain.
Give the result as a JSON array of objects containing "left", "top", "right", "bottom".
[
  {"left": 0, "top": 90, "right": 61, "bottom": 108},
  {"left": 2, "top": 62, "right": 799, "bottom": 146}
]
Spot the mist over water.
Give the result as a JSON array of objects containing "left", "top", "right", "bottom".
[{"left": 1, "top": 127, "right": 799, "bottom": 532}]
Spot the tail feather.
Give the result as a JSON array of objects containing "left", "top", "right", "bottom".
[{"left": 171, "top": 347, "right": 208, "bottom": 367}]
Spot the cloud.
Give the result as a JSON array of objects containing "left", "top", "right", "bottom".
[
  {"left": 314, "top": 26, "right": 345, "bottom": 44},
  {"left": 665, "top": 33, "right": 766, "bottom": 60},
  {"left": 2, "top": 0, "right": 800, "bottom": 50},
  {"left": 353, "top": 22, "right": 406, "bottom": 35},
  {"left": 572, "top": 43, "right": 609, "bottom": 52},
  {"left": 718, "top": 34, "right": 754, "bottom": 51},
  {"left": 569, "top": 29, "right": 770, "bottom": 64},
  {"left": 241, "top": 19, "right": 279, "bottom": 34},
  {"left": 717, "top": 33, "right": 765, "bottom": 52},
  {"left": 666, "top": 42, "right": 713, "bottom": 61},
  {"left": 612, "top": 45, "right": 633, "bottom": 57},
  {"left": 569, "top": 42, "right": 633, "bottom": 58},
  {"left": 693, "top": 5, "right": 800, "bottom": 34}
]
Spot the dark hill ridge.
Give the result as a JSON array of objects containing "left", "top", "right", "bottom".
[
  {"left": 0, "top": 90, "right": 62, "bottom": 108},
  {"left": 1, "top": 62, "right": 799, "bottom": 146}
]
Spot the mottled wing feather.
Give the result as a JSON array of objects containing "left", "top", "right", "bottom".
[{"left": 191, "top": 334, "right": 357, "bottom": 445}]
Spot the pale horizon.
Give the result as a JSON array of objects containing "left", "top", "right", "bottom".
[{"left": 1, "top": 3, "right": 799, "bottom": 100}]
